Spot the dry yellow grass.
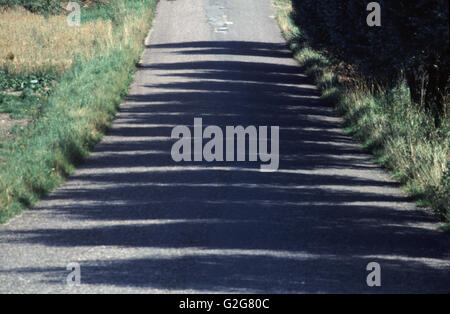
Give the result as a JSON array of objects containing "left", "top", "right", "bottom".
[{"left": 0, "top": 7, "right": 113, "bottom": 74}]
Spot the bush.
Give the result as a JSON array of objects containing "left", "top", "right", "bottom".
[
  {"left": 0, "top": 0, "right": 64, "bottom": 14},
  {"left": 291, "top": 0, "right": 449, "bottom": 126},
  {"left": 276, "top": 0, "right": 449, "bottom": 222}
]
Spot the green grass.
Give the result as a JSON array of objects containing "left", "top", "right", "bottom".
[
  {"left": 0, "top": 0, "right": 158, "bottom": 223},
  {"left": 80, "top": 1, "right": 120, "bottom": 23},
  {"left": 0, "top": 93, "right": 41, "bottom": 119},
  {"left": 274, "top": 0, "right": 449, "bottom": 226},
  {"left": 0, "top": 70, "right": 55, "bottom": 119}
]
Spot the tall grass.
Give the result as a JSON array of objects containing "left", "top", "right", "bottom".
[
  {"left": 273, "top": 0, "right": 449, "bottom": 225},
  {"left": 0, "top": 7, "right": 113, "bottom": 74},
  {"left": 0, "top": 0, "right": 157, "bottom": 223}
]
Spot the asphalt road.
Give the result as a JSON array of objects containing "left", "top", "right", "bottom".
[{"left": 0, "top": 0, "right": 449, "bottom": 293}]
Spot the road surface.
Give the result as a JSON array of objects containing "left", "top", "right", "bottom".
[{"left": 0, "top": 0, "right": 449, "bottom": 293}]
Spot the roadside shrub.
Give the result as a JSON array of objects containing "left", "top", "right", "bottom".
[
  {"left": 0, "top": 0, "right": 63, "bottom": 14},
  {"left": 276, "top": 0, "right": 449, "bottom": 222},
  {"left": 291, "top": 0, "right": 449, "bottom": 126}
]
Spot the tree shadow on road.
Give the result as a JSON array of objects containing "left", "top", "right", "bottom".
[{"left": 1, "top": 41, "right": 449, "bottom": 293}]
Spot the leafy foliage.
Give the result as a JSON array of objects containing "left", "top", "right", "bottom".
[
  {"left": 291, "top": 0, "right": 449, "bottom": 126},
  {"left": 0, "top": 0, "right": 64, "bottom": 14},
  {"left": 0, "top": 70, "right": 55, "bottom": 92},
  {"left": 277, "top": 0, "right": 449, "bottom": 221}
]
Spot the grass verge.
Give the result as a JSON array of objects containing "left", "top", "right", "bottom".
[
  {"left": 273, "top": 0, "right": 449, "bottom": 228},
  {"left": 0, "top": 0, "right": 158, "bottom": 223}
]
